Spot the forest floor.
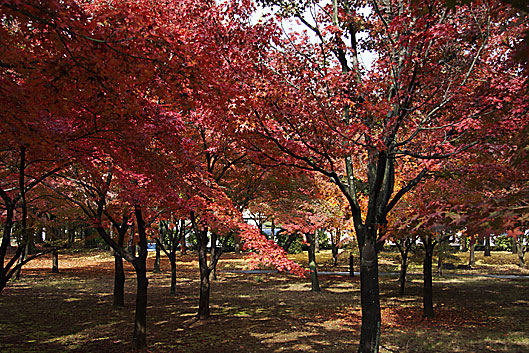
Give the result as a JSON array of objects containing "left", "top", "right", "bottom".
[{"left": 1, "top": 248, "right": 528, "bottom": 352}]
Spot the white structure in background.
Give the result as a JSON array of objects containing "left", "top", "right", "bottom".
[{"left": 242, "top": 209, "right": 280, "bottom": 240}]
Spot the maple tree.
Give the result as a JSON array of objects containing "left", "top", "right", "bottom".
[
  {"left": 390, "top": 179, "right": 457, "bottom": 318},
  {"left": 270, "top": 173, "right": 327, "bottom": 291},
  {"left": 386, "top": 204, "right": 417, "bottom": 296},
  {"left": 245, "top": 0, "right": 529, "bottom": 351},
  {"left": 175, "top": 6, "right": 310, "bottom": 315},
  {"left": 0, "top": 116, "right": 65, "bottom": 290},
  {"left": 390, "top": 98, "right": 529, "bottom": 315},
  {"left": 2, "top": 0, "right": 528, "bottom": 352},
  {"left": 261, "top": 171, "right": 351, "bottom": 290},
  {"left": 1, "top": 0, "right": 204, "bottom": 349},
  {"left": 1, "top": 1, "right": 305, "bottom": 349},
  {"left": 155, "top": 217, "right": 188, "bottom": 294}
]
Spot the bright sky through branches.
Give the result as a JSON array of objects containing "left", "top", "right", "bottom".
[{"left": 253, "top": 2, "right": 377, "bottom": 71}]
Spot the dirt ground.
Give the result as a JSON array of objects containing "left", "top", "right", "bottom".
[{"left": 1, "top": 249, "right": 528, "bottom": 352}]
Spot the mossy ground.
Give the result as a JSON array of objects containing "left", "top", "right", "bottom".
[{"left": 0, "top": 249, "right": 528, "bottom": 352}]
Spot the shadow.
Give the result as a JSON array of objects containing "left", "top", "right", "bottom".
[{"left": 2, "top": 251, "right": 529, "bottom": 352}]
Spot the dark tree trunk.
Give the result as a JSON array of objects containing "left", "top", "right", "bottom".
[
  {"left": 282, "top": 233, "right": 297, "bottom": 253},
  {"left": 153, "top": 245, "right": 161, "bottom": 273},
  {"left": 52, "top": 249, "right": 59, "bottom": 273},
  {"left": 83, "top": 228, "right": 90, "bottom": 248},
  {"left": 331, "top": 245, "right": 338, "bottom": 267},
  {"left": 198, "top": 264, "right": 211, "bottom": 319},
  {"left": 15, "top": 146, "right": 28, "bottom": 281},
  {"left": 133, "top": 263, "right": 148, "bottom": 351},
  {"left": 396, "top": 238, "right": 412, "bottom": 296},
  {"left": 469, "top": 242, "right": 475, "bottom": 266},
  {"left": 67, "top": 229, "right": 75, "bottom": 248},
  {"left": 1, "top": 246, "right": 52, "bottom": 292},
  {"left": 114, "top": 254, "right": 125, "bottom": 307},
  {"left": 331, "top": 241, "right": 338, "bottom": 267},
  {"left": 357, "top": 227, "right": 381, "bottom": 353},
  {"left": 233, "top": 233, "right": 241, "bottom": 254},
  {"left": 210, "top": 232, "right": 218, "bottom": 281},
  {"left": 0, "top": 207, "right": 15, "bottom": 292},
  {"left": 517, "top": 239, "right": 525, "bottom": 267},
  {"left": 14, "top": 245, "right": 26, "bottom": 280},
  {"left": 423, "top": 236, "right": 435, "bottom": 319},
  {"left": 512, "top": 236, "right": 517, "bottom": 254},
  {"left": 197, "top": 228, "right": 211, "bottom": 319},
  {"left": 15, "top": 232, "right": 35, "bottom": 279},
  {"left": 437, "top": 253, "right": 443, "bottom": 277},
  {"left": 180, "top": 236, "right": 187, "bottom": 255},
  {"left": 306, "top": 233, "right": 320, "bottom": 292},
  {"left": 132, "top": 207, "right": 148, "bottom": 351},
  {"left": 169, "top": 254, "right": 177, "bottom": 295},
  {"left": 113, "top": 219, "right": 128, "bottom": 308},
  {"left": 128, "top": 224, "right": 135, "bottom": 254},
  {"left": 399, "top": 254, "right": 408, "bottom": 295},
  {"left": 27, "top": 237, "right": 36, "bottom": 255},
  {"left": 484, "top": 236, "right": 491, "bottom": 257},
  {"left": 156, "top": 219, "right": 185, "bottom": 296},
  {"left": 460, "top": 237, "right": 468, "bottom": 252},
  {"left": 331, "top": 231, "right": 339, "bottom": 267}
]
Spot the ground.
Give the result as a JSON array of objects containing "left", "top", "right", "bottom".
[{"left": 0, "top": 248, "right": 528, "bottom": 352}]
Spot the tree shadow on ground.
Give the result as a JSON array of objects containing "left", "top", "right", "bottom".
[{"left": 2, "top": 255, "right": 529, "bottom": 352}]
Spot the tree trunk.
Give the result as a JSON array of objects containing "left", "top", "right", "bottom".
[
  {"left": 0, "top": 207, "right": 15, "bottom": 292},
  {"left": 484, "top": 236, "right": 491, "bottom": 257},
  {"left": 133, "top": 263, "right": 148, "bottom": 351},
  {"left": 306, "top": 233, "right": 320, "bottom": 292},
  {"left": 52, "top": 249, "right": 59, "bottom": 273},
  {"left": 423, "top": 236, "right": 435, "bottom": 319},
  {"left": 358, "top": 231, "right": 381, "bottom": 353},
  {"left": 331, "top": 245, "right": 338, "bottom": 267},
  {"left": 210, "top": 232, "right": 218, "bottom": 281},
  {"left": 315, "top": 230, "right": 320, "bottom": 253},
  {"left": 15, "top": 146, "right": 28, "bottom": 281},
  {"left": 67, "top": 228, "right": 75, "bottom": 248},
  {"left": 437, "top": 254, "right": 443, "bottom": 277},
  {"left": 198, "top": 265, "right": 210, "bottom": 319},
  {"left": 283, "top": 233, "right": 297, "bottom": 253},
  {"left": 399, "top": 255, "right": 408, "bottom": 295},
  {"left": 460, "top": 237, "right": 468, "bottom": 252},
  {"left": 153, "top": 245, "right": 161, "bottom": 273},
  {"left": 114, "top": 254, "right": 125, "bottom": 307},
  {"left": 132, "top": 207, "right": 148, "bottom": 351},
  {"left": 14, "top": 244, "right": 27, "bottom": 280},
  {"left": 83, "top": 228, "right": 90, "bottom": 248},
  {"left": 517, "top": 239, "right": 525, "bottom": 267},
  {"left": 26, "top": 236, "right": 36, "bottom": 255},
  {"left": 180, "top": 236, "right": 187, "bottom": 255},
  {"left": 233, "top": 233, "right": 241, "bottom": 254},
  {"left": 113, "top": 222, "right": 128, "bottom": 308},
  {"left": 169, "top": 254, "right": 177, "bottom": 295},
  {"left": 512, "top": 236, "right": 517, "bottom": 254},
  {"left": 128, "top": 224, "right": 135, "bottom": 254},
  {"left": 197, "top": 229, "right": 211, "bottom": 319},
  {"left": 469, "top": 243, "right": 475, "bottom": 266},
  {"left": 398, "top": 248, "right": 408, "bottom": 295},
  {"left": 331, "top": 231, "right": 339, "bottom": 267}
]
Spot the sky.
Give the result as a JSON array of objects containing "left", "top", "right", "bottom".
[{"left": 253, "top": 1, "right": 377, "bottom": 71}]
